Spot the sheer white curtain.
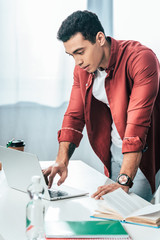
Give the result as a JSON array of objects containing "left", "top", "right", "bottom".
[
  {"left": 0, "top": 0, "right": 114, "bottom": 173},
  {"left": 0, "top": 0, "right": 87, "bottom": 107}
]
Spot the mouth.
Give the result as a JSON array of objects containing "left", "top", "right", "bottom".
[{"left": 82, "top": 65, "right": 90, "bottom": 71}]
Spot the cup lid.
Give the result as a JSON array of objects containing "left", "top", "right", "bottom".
[{"left": 7, "top": 139, "right": 25, "bottom": 147}]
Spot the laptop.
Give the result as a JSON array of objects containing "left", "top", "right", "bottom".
[{"left": 0, "top": 146, "right": 88, "bottom": 201}]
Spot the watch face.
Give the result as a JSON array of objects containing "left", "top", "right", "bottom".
[
  {"left": 119, "top": 175, "right": 128, "bottom": 184},
  {"left": 117, "top": 174, "right": 133, "bottom": 188}
]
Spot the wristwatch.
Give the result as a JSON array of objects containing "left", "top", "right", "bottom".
[{"left": 116, "top": 174, "right": 133, "bottom": 188}]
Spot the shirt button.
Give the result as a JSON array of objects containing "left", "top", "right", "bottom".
[{"left": 86, "top": 83, "right": 88, "bottom": 86}]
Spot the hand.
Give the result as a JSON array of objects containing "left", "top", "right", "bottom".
[
  {"left": 42, "top": 161, "right": 68, "bottom": 188},
  {"left": 91, "top": 182, "right": 129, "bottom": 200}
]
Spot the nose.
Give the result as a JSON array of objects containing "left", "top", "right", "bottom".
[{"left": 74, "top": 56, "right": 83, "bottom": 66}]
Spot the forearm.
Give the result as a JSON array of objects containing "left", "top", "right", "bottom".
[
  {"left": 91, "top": 151, "right": 143, "bottom": 199},
  {"left": 56, "top": 141, "right": 76, "bottom": 165},
  {"left": 120, "top": 151, "right": 142, "bottom": 180}
]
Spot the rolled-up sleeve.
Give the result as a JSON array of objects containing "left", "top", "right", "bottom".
[
  {"left": 58, "top": 67, "right": 85, "bottom": 147},
  {"left": 122, "top": 49, "right": 160, "bottom": 153}
]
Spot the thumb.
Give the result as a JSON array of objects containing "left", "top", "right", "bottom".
[{"left": 57, "top": 171, "right": 68, "bottom": 186}]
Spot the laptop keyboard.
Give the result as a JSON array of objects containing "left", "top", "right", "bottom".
[{"left": 48, "top": 189, "right": 68, "bottom": 198}]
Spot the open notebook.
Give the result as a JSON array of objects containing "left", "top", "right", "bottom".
[
  {"left": 0, "top": 146, "right": 88, "bottom": 201},
  {"left": 92, "top": 188, "right": 160, "bottom": 228}
]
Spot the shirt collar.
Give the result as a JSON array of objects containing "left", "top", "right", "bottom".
[
  {"left": 91, "top": 37, "right": 118, "bottom": 77},
  {"left": 104, "top": 36, "right": 118, "bottom": 72}
]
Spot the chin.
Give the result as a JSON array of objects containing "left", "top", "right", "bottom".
[{"left": 87, "top": 68, "right": 96, "bottom": 74}]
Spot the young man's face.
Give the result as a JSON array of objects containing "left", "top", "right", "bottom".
[{"left": 64, "top": 32, "right": 106, "bottom": 73}]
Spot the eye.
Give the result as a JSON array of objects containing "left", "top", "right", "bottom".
[{"left": 77, "top": 51, "right": 84, "bottom": 55}]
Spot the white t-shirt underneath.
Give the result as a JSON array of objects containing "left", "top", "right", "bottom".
[{"left": 92, "top": 69, "right": 122, "bottom": 148}]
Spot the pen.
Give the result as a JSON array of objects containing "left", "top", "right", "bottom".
[{"left": 7, "top": 138, "right": 15, "bottom": 148}]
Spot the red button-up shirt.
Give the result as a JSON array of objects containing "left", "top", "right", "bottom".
[{"left": 58, "top": 37, "right": 160, "bottom": 192}]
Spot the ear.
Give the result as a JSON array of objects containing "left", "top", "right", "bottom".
[{"left": 96, "top": 32, "right": 106, "bottom": 46}]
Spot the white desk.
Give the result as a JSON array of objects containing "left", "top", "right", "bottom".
[{"left": 0, "top": 160, "right": 160, "bottom": 240}]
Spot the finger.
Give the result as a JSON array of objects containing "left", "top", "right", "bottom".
[
  {"left": 91, "top": 184, "right": 108, "bottom": 196},
  {"left": 48, "top": 175, "right": 54, "bottom": 189},
  {"left": 94, "top": 190, "right": 108, "bottom": 199},
  {"left": 91, "top": 188, "right": 104, "bottom": 198},
  {"left": 57, "top": 171, "right": 68, "bottom": 186},
  {"left": 44, "top": 174, "right": 49, "bottom": 185},
  {"left": 47, "top": 168, "right": 59, "bottom": 188},
  {"left": 91, "top": 184, "right": 113, "bottom": 198},
  {"left": 42, "top": 167, "right": 52, "bottom": 177},
  {"left": 94, "top": 184, "right": 122, "bottom": 199},
  {"left": 42, "top": 169, "right": 50, "bottom": 185}
]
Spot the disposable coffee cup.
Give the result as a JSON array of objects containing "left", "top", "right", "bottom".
[
  {"left": 0, "top": 139, "right": 25, "bottom": 171},
  {"left": 6, "top": 139, "right": 25, "bottom": 151}
]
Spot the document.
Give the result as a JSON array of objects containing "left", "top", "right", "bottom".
[{"left": 92, "top": 188, "right": 160, "bottom": 228}]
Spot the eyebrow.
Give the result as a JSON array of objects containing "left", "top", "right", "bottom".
[{"left": 66, "top": 47, "right": 84, "bottom": 55}]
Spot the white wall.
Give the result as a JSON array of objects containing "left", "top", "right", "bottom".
[{"left": 113, "top": 0, "right": 160, "bottom": 60}]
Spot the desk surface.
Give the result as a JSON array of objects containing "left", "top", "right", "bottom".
[{"left": 0, "top": 160, "right": 160, "bottom": 240}]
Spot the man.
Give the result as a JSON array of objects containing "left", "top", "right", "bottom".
[{"left": 43, "top": 10, "right": 160, "bottom": 201}]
